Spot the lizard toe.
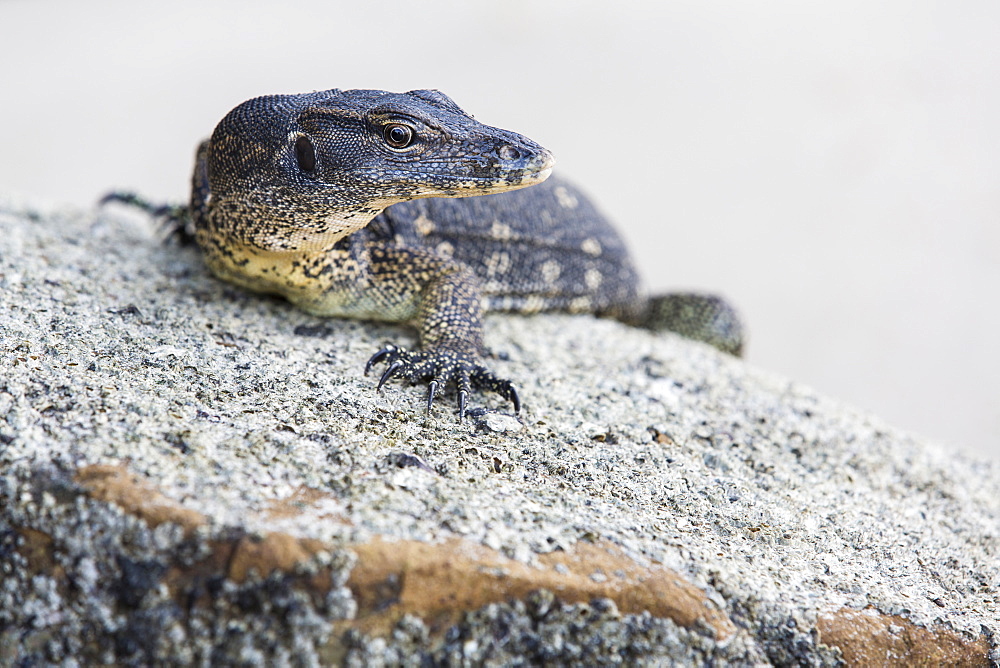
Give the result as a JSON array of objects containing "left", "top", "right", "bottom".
[
  {"left": 377, "top": 359, "right": 406, "bottom": 391},
  {"left": 471, "top": 369, "right": 520, "bottom": 414},
  {"left": 364, "top": 343, "right": 516, "bottom": 418},
  {"left": 365, "top": 344, "right": 401, "bottom": 375},
  {"left": 426, "top": 380, "right": 439, "bottom": 413}
]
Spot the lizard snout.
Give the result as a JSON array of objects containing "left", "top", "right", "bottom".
[{"left": 491, "top": 137, "right": 555, "bottom": 186}]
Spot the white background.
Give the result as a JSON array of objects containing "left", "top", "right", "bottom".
[{"left": 2, "top": 0, "right": 997, "bottom": 462}]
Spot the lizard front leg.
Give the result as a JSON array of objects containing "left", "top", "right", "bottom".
[
  {"left": 359, "top": 244, "right": 519, "bottom": 419},
  {"left": 189, "top": 219, "right": 517, "bottom": 420}
]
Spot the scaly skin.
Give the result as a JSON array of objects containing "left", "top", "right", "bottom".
[
  {"left": 194, "top": 89, "right": 553, "bottom": 419},
  {"left": 104, "top": 88, "right": 743, "bottom": 419}
]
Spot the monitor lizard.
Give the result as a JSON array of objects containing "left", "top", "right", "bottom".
[{"left": 105, "top": 88, "right": 743, "bottom": 419}]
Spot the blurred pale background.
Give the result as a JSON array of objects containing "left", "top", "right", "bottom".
[{"left": 2, "top": 1, "right": 997, "bottom": 462}]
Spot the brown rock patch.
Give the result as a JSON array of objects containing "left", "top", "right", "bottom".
[
  {"left": 264, "top": 485, "right": 350, "bottom": 525},
  {"left": 63, "top": 464, "right": 995, "bottom": 660},
  {"left": 226, "top": 532, "right": 330, "bottom": 584},
  {"left": 68, "top": 464, "right": 737, "bottom": 639},
  {"left": 346, "top": 537, "right": 737, "bottom": 640},
  {"left": 817, "top": 607, "right": 990, "bottom": 667},
  {"left": 15, "top": 527, "right": 63, "bottom": 579},
  {"left": 75, "top": 464, "right": 206, "bottom": 534}
]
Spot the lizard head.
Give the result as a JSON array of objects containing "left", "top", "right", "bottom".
[{"left": 204, "top": 88, "right": 555, "bottom": 252}]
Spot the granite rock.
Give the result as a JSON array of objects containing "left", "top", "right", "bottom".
[{"left": 1, "top": 198, "right": 997, "bottom": 665}]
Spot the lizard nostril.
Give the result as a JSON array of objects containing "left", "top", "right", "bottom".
[{"left": 499, "top": 145, "right": 521, "bottom": 161}]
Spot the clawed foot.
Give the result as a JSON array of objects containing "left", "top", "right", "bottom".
[{"left": 364, "top": 344, "right": 519, "bottom": 420}]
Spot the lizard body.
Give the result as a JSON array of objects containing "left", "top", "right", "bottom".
[{"left": 110, "top": 88, "right": 743, "bottom": 418}]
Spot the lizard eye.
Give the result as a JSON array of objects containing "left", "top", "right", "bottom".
[
  {"left": 295, "top": 135, "right": 316, "bottom": 172},
  {"left": 383, "top": 123, "right": 415, "bottom": 149}
]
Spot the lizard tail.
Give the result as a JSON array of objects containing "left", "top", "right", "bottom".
[
  {"left": 99, "top": 191, "right": 196, "bottom": 246},
  {"left": 640, "top": 292, "right": 745, "bottom": 357}
]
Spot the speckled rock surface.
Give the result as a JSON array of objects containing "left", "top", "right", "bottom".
[{"left": 1, "top": 198, "right": 997, "bottom": 666}]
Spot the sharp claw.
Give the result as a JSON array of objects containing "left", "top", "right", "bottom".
[
  {"left": 377, "top": 360, "right": 404, "bottom": 391},
  {"left": 365, "top": 345, "right": 396, "bottom": 375},
  {"left": 508, "top": 384, "right": 521, "bottom": 414},
  {"left": 458, "top": 390, "right": 468, "bottom": 421},
  {"left": 426, "top": 380, "right": 438, "bottom": 413}
]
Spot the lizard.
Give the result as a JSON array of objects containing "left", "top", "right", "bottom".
[{"left": 105, "top": 88, "right": 743, "bottom": 419}]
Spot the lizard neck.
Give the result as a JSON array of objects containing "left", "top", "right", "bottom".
[{"left": 194, "top": 203, "right": 379, "bottom": 307}]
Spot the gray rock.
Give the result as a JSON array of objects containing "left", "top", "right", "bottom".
[{"left": 1, "top": 198, "right": 997, "bottom": 666}]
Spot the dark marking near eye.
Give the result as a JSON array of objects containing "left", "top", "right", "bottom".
[{"left": 295, "top": 135, "right": 316, "bottom": 172}]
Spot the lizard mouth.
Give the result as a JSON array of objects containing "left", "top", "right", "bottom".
[
  {"left": 485, "top": 164, "right": 552, "bottom": 193},
  {"left": 385, "top": 150, "right": 555, "bottom": 199},
  {"left": 486, "top": 149, "right": 556, "bottom": 192},
  {"left": 525, "top": 164, "right": 554, "bottom": 183}
]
